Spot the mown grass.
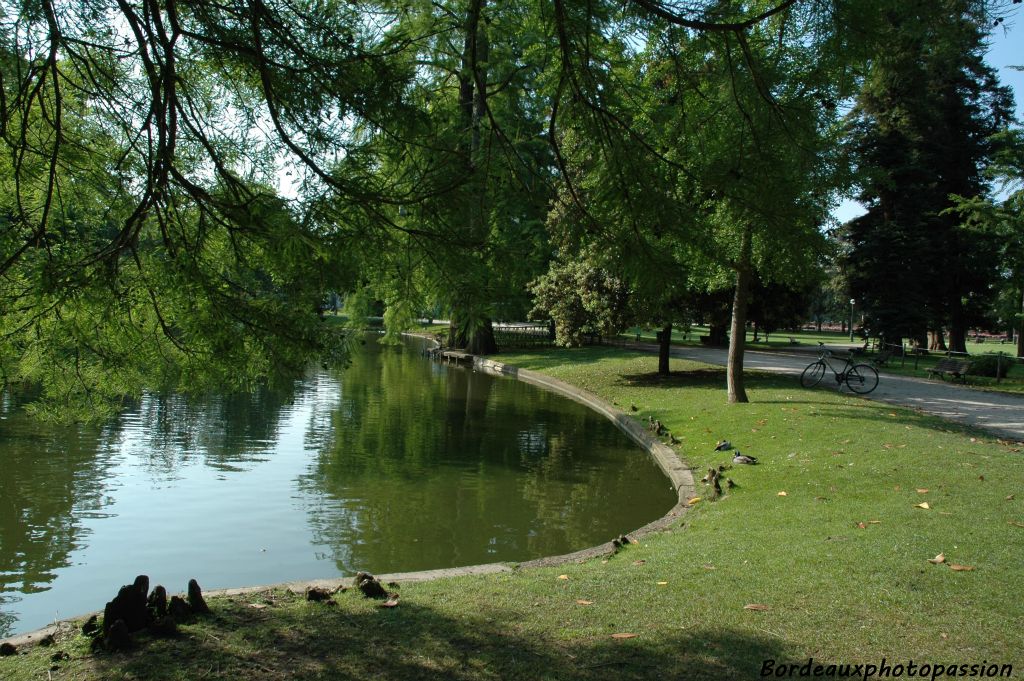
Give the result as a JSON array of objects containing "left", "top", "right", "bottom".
[{"left": 4, "top": 346, "right": 1023, "bottom": 680}]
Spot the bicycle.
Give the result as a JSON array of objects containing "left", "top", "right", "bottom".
[{"left": 800, "top": 343, "right": 879, "bottom": 394}]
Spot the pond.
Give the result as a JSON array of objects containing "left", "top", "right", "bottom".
[{"left": 0, "top": 336, "right": 675, "bottom": 637}]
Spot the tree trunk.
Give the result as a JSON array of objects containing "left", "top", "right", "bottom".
[
  {"left": 449, "top": 319, "right": 466, "bottom": 348},
  {"left": 948, "top": 300, "right": 968, "bottom": 353},
  {"left": 658, "top": 323, "right": 672, "bottom": 375},
  {"left": 928, "top": 329, "right": 947, "bottom": 351},
  {"left": 727, "top": 225, "right": 753, "bottom": 404},
  {"left": 466, "top": 318, "right": 498, "bottom": 355},
  {"left": 708, "top": 321, "right": 729, "bottom": 345},
  {"left": 449, "top": 317, "right": 498, "bottom": 354},
  {"left": 1018, "top": 286, "right": 1024, "bottom": 358}
]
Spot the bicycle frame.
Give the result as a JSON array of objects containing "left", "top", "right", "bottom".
[
  {"left": 801, "top": 343, "right": 880, "bottom": 394},
  {"left": 817, "top": 347, "right": 856, "bottom": 383}
]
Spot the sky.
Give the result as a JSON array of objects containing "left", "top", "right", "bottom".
[{"left": 833, "top": 17, "right": 1024, "bottom": 224}]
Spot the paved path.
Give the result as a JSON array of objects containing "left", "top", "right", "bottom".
[{"left": 626, "top": 342, "right": 1024, "bottom": 441}]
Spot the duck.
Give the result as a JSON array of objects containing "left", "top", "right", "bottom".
[
  {"left": 714, "top": 440, "right": 732, "bottom": 451},
  {"left": 732, "top": 452, "right": 758, "bottom": 465}
]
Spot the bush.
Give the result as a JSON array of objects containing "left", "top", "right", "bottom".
[{"left": 968, "top": 353, "right": 1013, "bottom": 379}]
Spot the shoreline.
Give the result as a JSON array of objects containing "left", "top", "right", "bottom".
[{"left": 1, "top": 338, "right": 695, "bottom": 648}]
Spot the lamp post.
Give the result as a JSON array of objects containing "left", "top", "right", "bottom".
[{"left": 849, "top": 299, "right": 856, "bottom": 342}]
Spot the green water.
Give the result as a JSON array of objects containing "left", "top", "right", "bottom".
[{"left": 0, "top": 337, "right": 675, "bottom": 637}]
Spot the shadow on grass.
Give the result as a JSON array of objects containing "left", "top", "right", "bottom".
[
  {"left": 616, "top": 369, "right": 1008, "bottom": 442},
  {"left": 617, "top": 368, "right": 794, "bottom": 392},
  {"left": 490, "top": 346, "right": 653, "bottom": 371},
  {"left": 90, "top": 597, "right": 811, "bottom": 681}
]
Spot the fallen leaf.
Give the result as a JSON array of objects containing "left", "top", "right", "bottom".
[
  {"left": 949, "top": 564, "right": 976, "bottom": 572},
  {"left": 914, "top": 502, "right": 931, "bottom": 510},
  {"left": 979, "top": 475, "right": 985, "bottom": 481},
  {"left": 248, "top": 603, "right": 268, "bottom": 610},
  {"left": 576, "top": 600, "right": 594, "bottom": 606},
  {"left": 379, "top": 595, "right": 400, "bottom": 608},
  {"left": 687, "top": 497, "right": 701, "bottom": 505},
  {"left": 557, "top": 575, "right": 569, "bottom": 580},
  {"left": 1008, "top": 521, "right": 1024, "bottom": 528},
  {"left": 856, "top": 522, "right": 867, "bottom": 529},
  {"left": 916, "top": 488, "right": 929, "bottom": 494},
  {"left": 702, "top": 564, "right": 716, "bottom": 570},
  {"left": 941, "top": 633, "right": 949, "bottom": 640},
  {"left": 868, "top": 520, "right": 882, "bottom": 524},
  {"left": 1007, "top": 495, "right": 1016, "bottom": 501},
  {"left": 970, "top": 437, "right": 977, "bottom": 443},
  {"left": 777, "top": 491, "right": 788, "bottom": 497},
  {"left": 927, "top": 553, "right": 946, "bottom": 564},
  {"left": 744, "top": 604, "right": 770, "bottom": 611},
  {"left": 632, "top": 559, "right": 646, "bottom": 566},
  {"left": 611, "top": 633, "right": 638, "bottom": 639},
  {"left": 656, "top": 581, "right": 668, "bottom": 586}
]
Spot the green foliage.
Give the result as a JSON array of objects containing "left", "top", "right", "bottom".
[
  {"left": 842, "top": 0, "right": 1017, "bottom": 349},
  {"left": 528, "top": 259, "right": 629, "bottom": 347},
  {"left": 968, "top": 353, "right": 1013, "bottom": 378}
]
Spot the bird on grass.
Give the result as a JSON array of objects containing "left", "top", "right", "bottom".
[
  {"left": 668, "top": 434, "right": 681, "bottom": 445},
  {"left": 732, "top": 452, "right": 758, "bottom": 465},
  {"left": 714, "top": 440, "right": 732, "bottom": 452}
]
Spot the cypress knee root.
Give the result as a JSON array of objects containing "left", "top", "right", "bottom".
[
  {"left": 187, "top": 579, "right": 210, "bottom": 614},
  {"left": 147, "top": 585, "right": 168, "bottom": 618}
]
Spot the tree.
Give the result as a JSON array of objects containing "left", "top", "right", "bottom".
[
  {"left": 634, "top": 9, "right": 849, "bottom": 402},
  {"left": 949, "top": 128, "right": 1024, "bottom": 355},
  {"left": 527, "top": 256, "right": 630, "bottom": 347},
  {"left": 332, "top": 0, "right": 557, "bottom": 354},
  {"left": 0, "top": 0, "right": 419, "bottom": 412},
  {"left": 1, "top": 0, "right": 850, "bottom": 414},
  {"left": 842, "top": 0, "right": 1017, "bottom": 351}
]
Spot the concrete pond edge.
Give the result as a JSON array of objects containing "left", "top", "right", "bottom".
[{"left": 1, "top": 345, "right": 695, "bottom": 650}]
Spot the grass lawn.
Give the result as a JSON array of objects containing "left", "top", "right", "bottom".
[{"left": 5, "top": 347, "right": 1023, "bottom": 680}]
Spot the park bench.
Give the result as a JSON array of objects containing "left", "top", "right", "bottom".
[{"left": 926, "top": 358, "right": 972, "bottom": 383}]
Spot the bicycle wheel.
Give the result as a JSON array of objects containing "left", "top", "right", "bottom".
[
  {"left": 800, "top": 361, "right": 827, "bottom": 388},
  {"left": 846, "top": 363, "right": 879, "bottom": 394}
]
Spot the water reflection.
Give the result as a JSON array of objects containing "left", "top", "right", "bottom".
[
  {"left": 0, "top": 389, "right": 111, "bottom": 637},
  {"left": 0, "top": 338, "right": 674, "bottom": 637},
  {"left": 298, "top": 340, "right": 673, "bottom": 573}
]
